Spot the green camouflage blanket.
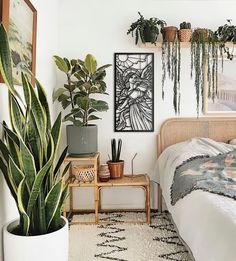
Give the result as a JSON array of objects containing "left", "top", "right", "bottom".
[{"left": 171, "top": 150, "right": 236, "bottom": 205}]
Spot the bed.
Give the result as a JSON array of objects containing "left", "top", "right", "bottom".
[{"left": 155, "top": 117, "right": 236, "bottom": 261}]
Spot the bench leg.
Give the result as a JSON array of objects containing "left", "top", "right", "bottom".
[
  {"left": 158, "top": 184, "right": 162, "bottom": 212},
  {"left": 146, "top": 184, "right": 151, "bottom": 225}
]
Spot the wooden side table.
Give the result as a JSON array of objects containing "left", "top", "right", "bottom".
[
  {"left": 62, "top": 153, "right": 100, "bottom": 224},
  {"left": 96, "top": 174, "right": 151, "bottom": 224}
]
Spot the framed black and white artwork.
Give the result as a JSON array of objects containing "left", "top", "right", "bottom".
[{"left": 114, "top": 53, "right": 154, "bottom": 132}]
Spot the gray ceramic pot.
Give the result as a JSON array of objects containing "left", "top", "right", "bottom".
[{"left": 66, "top": 125, "right": 98, "bottom": 155}]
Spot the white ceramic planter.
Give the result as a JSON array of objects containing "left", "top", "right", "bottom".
[{"left": 3, "top": 216, "right": 69, "bottom": 261}]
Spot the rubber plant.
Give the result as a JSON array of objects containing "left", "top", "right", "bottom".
[
  {"left": 0, "top": 23, "right": 69, "bottom": 236},
  {"left": 127, "top": 12, "right": 166, "bottom": 45},
  {"left": 53, "top": 55, "right": 111, "bottom": 126},
  {"left": 161, "top": 35, "right": 181, "bottom": 114}
]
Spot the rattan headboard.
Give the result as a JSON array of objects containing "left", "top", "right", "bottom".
[{"left": 157, "top": 117, "right": 236, "bottom": 157}]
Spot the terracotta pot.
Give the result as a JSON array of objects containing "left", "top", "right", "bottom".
[
  {"left": 179, "top": 29, "right": 192, "bottom": 42},
  {"left": 107, "top": 160, "right": 124, "bottom": 179},
  {"left": 99, "top": 164, "right": 110, "bottom": 182},
  {"left": 162, "top": 26, "right": 178, "bottom": 42}
]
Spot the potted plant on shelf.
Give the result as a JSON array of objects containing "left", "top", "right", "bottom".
[
  {"left": 215, "top": 19, "right": 236, "bottom": 60},
  {"left": 179, "top": 22, "right": 192, "bottom": 42},
  {"left": 127, "top": 12, "right": 166, "bottom": 45},
  {"left": 53, "top": 54, "right": 111, "bottom": 155},
  {"left": 107, "top": 138, "right": 124, "bottom": 179},
  {"left": 162, "top": 25, "right": 178, "bottom": 42},
  {"left": 0, "top": 23, "right": 69, "bottom": 261},
  {"left": 190, "top": 28, "right": 221, "bottom": 114}
]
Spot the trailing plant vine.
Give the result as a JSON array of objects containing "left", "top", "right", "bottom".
[{"left": 162, "top": 36, "right": 181, "bottom": 114}]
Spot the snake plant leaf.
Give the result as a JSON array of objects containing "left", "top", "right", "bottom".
[
  {"left": 53, "top": 55, "right": 69, "bottom": 73},
  {"left": 61, "top": 162, "right": 70, "bottom": 178},
  {"left": 8, "top": 94, "right": 25, "bottom": 137},
  {"left": 26, "top": 113, "right": 42, "bottom": 170},
  {"left": 0, "top": 23, "right": 21, "bottom": 100},
  {"left": 45, "top": 180, "right": 62, "bottom": 229},
  {"left": 54, "top": 146, "right": 68, "bottom": 177},
  {"left": 27, "top": 142, "right": 54, "bottom": 217},
  {"left": 0, "top": 156, "right": 17, "bottom": 201},
  {"left": 51, "top": 113, "right": 62, "bottom": 153},
  {"left": 29, "top": 82, "right": 47, "bottom": 144},
  {"left": 20, "top": 139, "right": 36, "bottom": 189},
  {"left": 2, "top": 124, "right": 20, "bottom": 147},
  {"left": 38, "top": 191, "right": 47, "bottom": 234},
  {"left": 9, "top": 156, "right": 24, "bottom": 189},
  {"left": 0, "top": 138, "right": 10, "bottom": 164},
  {"left": 48, "top": 184, "right": 68, "bottom": 230},
  {"left": 21, "top": 73, "right": 31, "bottom": 110},
  {"left": 84, "top": 54, "right": 97, "bottom": 74},
  {"left": 17, "top": 179, "right": 30, "bottom": 236},
  {"left": 35, "top": 79, "right": 51, "bottom": 130},
  {"left": 6, "top": 134, "right": 21, "bottom": 168}
]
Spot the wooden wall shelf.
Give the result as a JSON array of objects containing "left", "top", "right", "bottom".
[{"left": 139, "top": 42, "right": 235, "bottom": 49}]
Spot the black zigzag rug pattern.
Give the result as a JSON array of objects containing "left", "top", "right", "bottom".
[{"left": 69, "top": 212, "right": 191, "bottom": 261}]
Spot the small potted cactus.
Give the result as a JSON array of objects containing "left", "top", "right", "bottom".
[
  {"left": 179, "top": 22, "right": 192, "bottom": 42},
  {"left": 107, "top": 138, "right": 124, "bottom": 179}
]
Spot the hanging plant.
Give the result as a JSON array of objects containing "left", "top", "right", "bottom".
[
  {"left": 215, "top": 19, "right": 236, "bottom": 60},
  {"left": 161, "top": 34, "right": 181, "bottom": 114},
  {"left": 190, "top": 28, "right": 222, "bottom": 114}
]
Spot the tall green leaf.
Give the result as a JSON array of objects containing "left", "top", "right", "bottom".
[
  {"left": 20, "top": 139, "right": 36, "bottom": 189},
  {"left": 51, "top": 113, "right": 62, "bottom": 153},
  {"left": 0, "top": 156, "right": 17, "bottom": 201},
  {"left": 8, "top": 94, "right": 25, "bottom": 137},
  {"left": 36, "top": 79, "right": 51, "bottom": 130},
  {"left": 17, "top": 179, "right": 30, "bottom": 236},
  {"left": 9, "top": 156, "right": 24, "bottom": 189},
  {"left": 45, "top": 181, "right": 62, "bottom": 229},
  {"left": 0, "top": 23, "right": 21, "bottom": 99},
  {"left": 27, "top": 148, "right": 54, "bottom": 217},
  {"left": 53, "top": 146, "right": 68, "bottom": 177},
  {"left": 29, "top": 82, "right": 47, "bottom": 145}
]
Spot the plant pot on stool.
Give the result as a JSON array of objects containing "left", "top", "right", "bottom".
[
  {"left": 67, "top": 125, "right": 98, "bottom": 155},
  {"left": 53, "top": 53, "right": 111, "bottom": 155},
  {"left": 107, "top": 138, "right": 124, "bottom": 179}
]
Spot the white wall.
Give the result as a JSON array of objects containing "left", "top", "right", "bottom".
[
  {"left": 57, "top": 0, "right": 236, "bottom": 210},
  {"left": 0, "top": 1, "right": 59, "bottom": 260}
]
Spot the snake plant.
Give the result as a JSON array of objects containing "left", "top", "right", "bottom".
[
  {"left": 111, "top": 138, "right": 122, "bottom": 162},
  {"left": 0, "top": 23, "right": 69, "bottom": 236}
]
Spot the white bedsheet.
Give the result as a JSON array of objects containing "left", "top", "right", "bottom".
[{"left": 154, "top": 137, "right": 236, "bottom": 261}]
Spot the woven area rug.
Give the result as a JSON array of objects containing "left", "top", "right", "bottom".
[{"left": 69, "top": 212, "right": 191, "bottom": 261}]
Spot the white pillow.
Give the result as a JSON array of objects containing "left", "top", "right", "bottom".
[{"left": 229, "top": 139, "right": 236, "bottom": 145}]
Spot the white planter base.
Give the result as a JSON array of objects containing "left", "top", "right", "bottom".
[{"left": 3, "top": 216, "right": 68, "bottom": 261}]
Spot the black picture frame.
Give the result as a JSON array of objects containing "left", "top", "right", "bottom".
[{"left": 114, "top": 53, "right": 154, "bottom": 132}]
